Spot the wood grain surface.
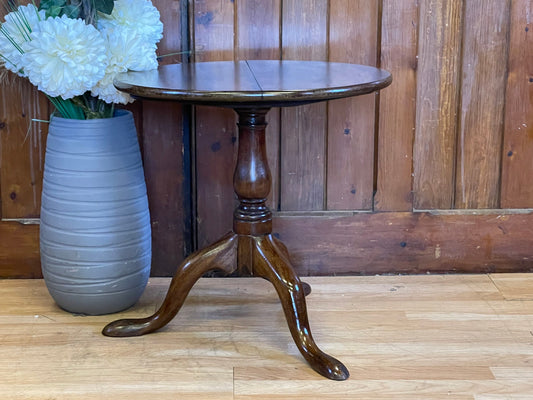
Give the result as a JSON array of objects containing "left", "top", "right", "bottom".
[
  {"left": 2, "top": 0, "right": 533, "bottom": 279},
  {"left": 2, "top": 210, "right": 532, "bottom": 278},
  {"left": 500, "top": 0, "right": 533, "bottom": 208},
  {"left": 193, "top": 0, "right": 237, "bottom": 248},
  {"left": 455, "top": 0, "right": 511, "bottom": 209},
  {"left": 141, "top": 101, "right": 188, "bottom": 276},
  {"left": 1, "top": 274, "right": 533, "bottom": 398},
  {"left": 327, "top": 0, "right": 378, "bottom": 211},
  {"left": 272, "top": 210, "right": 533, "bottom": 276},
  {"left": 374, "top": 0, "right": 418, "bottom": 212},
  {"left": 413, "top": 0, "right": 463, "bottom": 209},
  {"left": 0, "top": 222, "right": 41, "bottom": 278},
  {"left": 0, "top": 79, "right": 49, "bottom": 219},
  {"left": 280, "top": 0, "right": 328, "bottom": 211}
]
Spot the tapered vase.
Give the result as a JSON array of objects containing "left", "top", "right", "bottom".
[{"left": 40, "top": 109, "right": 151, "bottom": 315}]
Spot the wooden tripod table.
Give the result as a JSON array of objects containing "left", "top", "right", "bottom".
[{"left": 103, "top": 60, "right": 392, "bottom": 380}]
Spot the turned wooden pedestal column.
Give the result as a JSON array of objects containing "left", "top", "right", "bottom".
[{"left": 103, "top": 60, "right": 392, "bottom": 381}]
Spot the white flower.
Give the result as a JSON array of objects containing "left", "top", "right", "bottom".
[
  {"left": 0, "top": 4, "right": 45, "bottom": 75},
  {"left": 91, "top": 62, "right": 132, "bottom": 104},
  {"left": 21, "top": 15, "right": 108, "bottom": 99},
  {"left": 98, "top": 0, "right": 163, "bottom": 44},
  {"left": 92, "top": 27, "right": 158, "bottom": 104}
]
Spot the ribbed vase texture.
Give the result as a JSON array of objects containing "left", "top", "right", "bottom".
[{"left": 40, "top": 110, "right": 151, "bottom": 315}]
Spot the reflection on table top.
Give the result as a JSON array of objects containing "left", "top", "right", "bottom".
[{"left": 114, "top": 60, "right": 392, "bottom": 107}]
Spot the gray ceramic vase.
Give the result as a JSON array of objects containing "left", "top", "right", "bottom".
[{"left": 40, "top": 109, "right": 151, "bottom": 315}]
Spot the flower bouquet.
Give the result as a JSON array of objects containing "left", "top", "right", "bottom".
[{"left": 0, "top": 0, "right": 163, "bottom": 119}]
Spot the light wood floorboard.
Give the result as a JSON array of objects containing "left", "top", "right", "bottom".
[{"left": 1, "top": 274, "right": 533, "bottom": 399}]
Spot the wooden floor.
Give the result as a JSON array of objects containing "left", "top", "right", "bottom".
[{"left": 1, "top": 274, "right": 533, "bottom": 399}]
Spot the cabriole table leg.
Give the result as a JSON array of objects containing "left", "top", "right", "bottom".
[
  {"left": 232, "top": 108, "right": 349, "bottom": 380},
  {"left": 102, "top": 233, "right": 237, "bottom": 337},
  {"left": 252, "top": 234, "right": 349, "bottom": 380}
]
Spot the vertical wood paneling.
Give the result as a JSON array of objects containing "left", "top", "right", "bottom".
[
  {"left": 455, "top": 0, "right": 511, "bottom": 209},
  {"left": 326, "top": 0, "right": 378, "bottom": 211},
  {"left": 500, "top": 0, "right": 533, "bottom": 208},
  {"left": 235, "top": 0, "right": 280, "bottom": 61},
  {"left": 412, "top": 0, "right": 463, "bottom": 210},
  {"left": 0, "top": 0, "right": 42, "bottom": 218},
  {"left": 193, "top": 0, "right": 235, "bottom": 61},
  {"left": 140, "top": 0, "right": 187, "bottom": 276},
  {"left": 236, "top": 0, "right": 281, "bottom": 210},
  {"left": 3, "top": 0, "right": 533, "bottom": 278},
  {"left": 0, "top": 79, "right": 49, "bottom": 219},
  {"left": 142, "top": 101, "right": 187, "bottom": 276},
  {"left": 374, "top": 0, "right": 418, "bottom": 212},
  {"left": 195, "top": 107, "right": 237, "bottom": 248},
  {"left": 193, "top": 0, "right": 237, "bottom": 248},
  {"left": 153, "top": 0, "right": 184, "bottom": 65},
  {"left": 280, "top": 0, "right": 328, "bottom": 211}
]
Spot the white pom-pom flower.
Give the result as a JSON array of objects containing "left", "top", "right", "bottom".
[
  {"left": 92, "top": 27, "right": 158, "bottom": 104},
  {"left": 98, "top": 0, "right": 163, "bottom": 44},
  {"left": 91, "top": 62, "right": 132, "bottom": 105},
  {"left": 0, "top": 4, "right": 45, "bottom": 75},
  {"left": 22, "top": 15, "right": 108, "bottom": 99}
]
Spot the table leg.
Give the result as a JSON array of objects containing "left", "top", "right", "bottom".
[
  {"left": 232, "top": 108, "right": 348, "bottom": 380},
  {"left": 102, "top": 233, "right": 237, "bottom": 337},
  {"left": 251, "top": 234, "right": 349, "bottom": 380},
  {"left": 272, "top": 235, "right": 311, "bottom": 296}
]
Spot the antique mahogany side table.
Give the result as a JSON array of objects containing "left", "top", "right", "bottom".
[{"left": 103, "top": 60, "right": 392, "bottom": 381}]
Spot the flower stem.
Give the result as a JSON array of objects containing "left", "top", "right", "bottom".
[{"left": 48, "top": 96, "right": 85, "bottom": 119}]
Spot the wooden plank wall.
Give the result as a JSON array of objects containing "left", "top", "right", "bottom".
[
  {"left": 0, "top": 0, "right": 188, "bottom": 277},
  {"left": 501, "top": 0, "right": 533, "bottom": 208},
  {"left": 1, "top": 0, "right": 532, "bottom": 277}
]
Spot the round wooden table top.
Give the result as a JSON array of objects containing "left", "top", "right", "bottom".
[{"left": 114, "top": 60, "right": 392, "bottom": 108}]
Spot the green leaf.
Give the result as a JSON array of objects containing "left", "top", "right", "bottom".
[
  {"left": 94, "top": 0, "right": 114, "bottom": 15},
  {"left": 63, "top": 4, "right": 80, "bottom": 18},
  {"left": 48, "top": 96, "right": 85, "bottom": 120},
  {"left": 38, "top": 0, "right": 67, "bottom": 12},
  {"left": 46, "top": 5, "right": 63, "bottom": 18}
]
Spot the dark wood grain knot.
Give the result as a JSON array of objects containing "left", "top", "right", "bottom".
[
  {"left": 196, "top": 11, "right": 214, "bottom": 26},
  {"left": 211, "top": 141, "right": 222, "bottom": 152}
]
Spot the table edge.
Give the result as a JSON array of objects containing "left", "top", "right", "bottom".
[{"left": 114, "top": 61, "right": 393, "bottom": 106}]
